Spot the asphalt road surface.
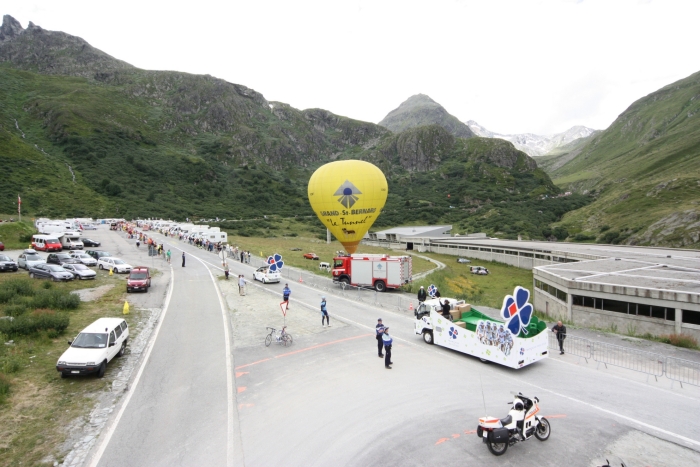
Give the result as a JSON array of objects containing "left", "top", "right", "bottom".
[{"left": 85, "top": 230, "right": 700, "bottom": 467}]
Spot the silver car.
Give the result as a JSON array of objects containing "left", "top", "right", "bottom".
[
  {"left": 63, "top": 263, "right": 97, "bottom": 280},
  {"left": 17, "top": 249, "right": 46, "bottom": 270},
  {"left": 70, "top": 252, "right": 98, "bottom": 266}
]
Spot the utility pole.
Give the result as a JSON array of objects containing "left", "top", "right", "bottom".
[{"left": 327, "top": 228, "right": 331, "bottom": 244}]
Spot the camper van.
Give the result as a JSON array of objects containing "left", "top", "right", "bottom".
[
  {"left": 31, "top": 234, "right": 63, "bottom": 252},
  {"left": 59, "top": 232, "right": 84, "bottom": 250}
]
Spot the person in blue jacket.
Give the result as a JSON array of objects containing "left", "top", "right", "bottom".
[
  {"left": 320, "top": 296, "right": 330, "bottom": 327},
  {"left": 282, "top": 284, "right": 291, "bottom": 309},
  {"left": 382, "top": 327, "right": 393, "bottom": 369}
]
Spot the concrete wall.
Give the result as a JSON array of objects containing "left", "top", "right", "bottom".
[{"left": 534, "top": 290, "right": 568, "bottom": 321}]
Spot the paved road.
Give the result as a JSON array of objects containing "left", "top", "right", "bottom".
[{"left": 86, "top": 231, "right": 700, "bottom": 467}]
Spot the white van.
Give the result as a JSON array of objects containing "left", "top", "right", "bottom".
[
  {"left": 59, "top": 232, "right": 84, "bottom": 250},
  {"left": 56, "top": 318, "right": 129, "bottom": 378}
]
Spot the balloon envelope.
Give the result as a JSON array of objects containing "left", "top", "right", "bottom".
[{"left": 308, "top": 160, "right": 388, "bottom": 254}]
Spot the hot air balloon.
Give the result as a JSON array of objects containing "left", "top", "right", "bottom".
[{"left": 308, "top": 160, "right": 388, "bottom": 254}]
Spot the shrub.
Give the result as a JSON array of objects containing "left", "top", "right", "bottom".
[
  {"left": 0, "top": 373, "right": 10, "bottom": 402},
  {"left": 664, "top": 333, "right": 698, "bottom": 349},
  {"left": 0, "top": 311, "right": 70, "bottom": 337},
  {"left": 30, "top": 289, "right": 80, "bottom": 310},
  {"left": 1, "top": 355, "right": 22, "bottom": 374},
  {"left": 42, "top": 281, "right": 53, "bottom": 289},
  {"left": 0, "top": 279, "right": 35, "bottom": 303},
  {"left": 4, "top": 304, "right": 29, "bottom": 317}
]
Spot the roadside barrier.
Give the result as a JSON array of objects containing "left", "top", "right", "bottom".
[
  {"left": 593, "top": 341, "right": 665, "bottom": 382},
  {"left": 665, "top": 356, "right": 700, "bottom": 388},
  {"left": 548, "top": 334, "right": 593, "bottom": 363}
]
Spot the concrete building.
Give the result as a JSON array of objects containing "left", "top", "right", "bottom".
[{"left": 368, "top": 226, "right": 452, "bottom": 250}]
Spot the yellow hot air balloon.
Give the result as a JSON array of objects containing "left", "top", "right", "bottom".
[{"left": 308, "top": 160, "right": 388, "bottom": 254}]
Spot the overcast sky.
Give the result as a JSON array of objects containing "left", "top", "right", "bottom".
[{"left": 4, "top": 0, "right": 699, "bottom": 135}]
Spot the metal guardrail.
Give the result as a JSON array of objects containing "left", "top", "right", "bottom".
[
  {"left": 665, "top": 356, "right": 700, "bottom": 388},
  {"left": 593, "top": 342, "right": 665, "bottom": 382},
  {"left": 548, "top": 334, "right": 593, "bottom": 362}
]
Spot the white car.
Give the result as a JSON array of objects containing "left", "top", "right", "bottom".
[
  {"left": 56, "top": 318, "right": 129, "bottom": 378},
  {"left": 98, "top": 257, "right": 132, "bottom": 273},
  {"left": 70, "top": 252, "right": 98, "bottom": 266},
  {"left": 253, "top": 266, "right": 281, "bottom": 284},
  {"left": 63, "top": 263, "right": 97, "bottom": 280},
  {"left": 457, "top": 258, "right": 471, "bottom": 264},
  {"left": 470, "top": 266, "right": 489, "bottom": 275},
  {"left": 81, "top": 223, "right": 97, "bottom": 230},
  {"left": 17, "top": 249, "right": 45, "bottom": 270}
]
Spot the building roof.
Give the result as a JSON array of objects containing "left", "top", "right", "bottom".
[{"left": 371, "top": 225, "right": 452, "bottom": 239}]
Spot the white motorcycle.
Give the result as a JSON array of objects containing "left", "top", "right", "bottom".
[{"left": 477, "top": 392, "right": 551, "bottom": 456}]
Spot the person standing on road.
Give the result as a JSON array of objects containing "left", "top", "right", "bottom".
[
  {"left": 417, "top": 286, "right": 427, "bottom": 303},
  {"left": 238, "top": 275, "right": 246, "bottom": 295},
  {"left": 166, "top": 249, "right": 171, "bottom": 263},
  {"left": 552, "top": 321, "right": 566, "bottom": 354},
  {"left": 182, "top": 252, "right": 186, "bottom": 267},
  {"left": 376, "top": 318, "right": 385, "bottom": 357},
  {"left": 282, "top": 283, "right": 291, "bottom": 309},
  {"left": 224, "top": 263, "right": 229, "bottom": 280},
  {"left": 320, "top": 296, "right": 330, "bottom": 327},
  {"left": 382, "top": 327, "right": 393, "bottom": 369}
]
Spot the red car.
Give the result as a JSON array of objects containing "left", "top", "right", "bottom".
[{"left": 303, "top": 253, "right": 319, "bottom": 260}]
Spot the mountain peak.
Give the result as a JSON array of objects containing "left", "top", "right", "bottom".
[
  {"left": 379, "top": 94, "right": 474, "bottom": 139},
  {"left": 0, "top": 15, "right": 24, "bottom": 42}
]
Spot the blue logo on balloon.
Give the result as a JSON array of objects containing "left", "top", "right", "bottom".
[
  {"left": 267, "top": 253, "right": 284, "bottom": 272},
  {"left": 501, "top": 286, "right": 533, "bottom": 335}
]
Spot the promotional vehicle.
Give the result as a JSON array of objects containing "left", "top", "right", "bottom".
[
  {"left": 56, "top": 318, "right": 129, "bottom": 378},
  {"left": 98, "top": 257, "right": 132, "bottom": 273},
  {"left": 28, "top": 263, "right": 75, "bottom": 282},
  {"left": 62, "top": 263, "right": 97, "bottom": 280},
  {"left": 47, "top": 253, "right": 80, "bottom": 265},
  {"left": 477, "top": 392, "right": 550, "bottom": 456},
  {"left": 471, "top": 266, "right": 489, "bottom": 275},
  {"left": 69, "top": 252, "right": 98, "bottom": 266},
  {"left": 253, "top": 266, "right": 280, "bottom": 284},
  {"left": 17, "top": 249, "right": 45, "bottom": 270},
  {"left": 414, "top": 287, "right": 548, "bottom": 369},
  {"left": 86, "top": 250, "right": 111, "bottom": 261},
  {"left": 31, "top": 234, "right": 63, "bottom": 252},
  {"left": 0, "top": 254, "right": 18, "bottom": 272},
  {"left": 59, "top": 232, "right": 84, "bottom": 250},
  {"left": 332, "top": 254, "right": 412, "bottom": 292},
  {"left": 127, "top": 267, "right": 151, "bottom": 293}
]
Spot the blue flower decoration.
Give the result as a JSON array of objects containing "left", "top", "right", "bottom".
[
  {"left": 266, "top": 253, "right": 284, "bottom": 272},
  {"left": 427, "top": 284, "right": 437, "bottom": 298},
  {"left": 448, "top": 327, "right": 458, "bottom": 339},
  {"left": 501, "top": 286, "right": 533, "bottom": 335}
]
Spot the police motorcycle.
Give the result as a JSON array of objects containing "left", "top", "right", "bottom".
[{"left": 477, "top": 392, "right": 550, "bottom": 456}]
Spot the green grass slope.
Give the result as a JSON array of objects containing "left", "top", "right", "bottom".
[{"left": 543, "top": 70, "right": 700, "bottom": 247}]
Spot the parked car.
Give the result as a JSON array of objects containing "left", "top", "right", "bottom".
[
  {"left": 98, "top": 257, "right": 132, "bottom": 273},
  {"left": 86, "top": 250, "right": 111, "bottom": 261},
  {"left": 17, "top": 249, "right": 45, "bottom": 270},
  {"left": 81, "top": 224, "right": 97, "bottom": 230},
  {"left": 56, "top": 318, "right": 129, "bottom": 378},
  {"left": 28, "top": 263, "right": 75, "bottom": 281},
  {"left": 62, "top": 263, "right": 97, "bottom": 280},
  {"left": 70, "top": 252, "right": 98, "bottom": 266},
  {"left": 457, "top": 258, "right": 471, "bottom": 264},
  {"left": 303, "top": 253, "right": 319, "bottom": 260},
  {"left": 127, "top": 267, "right": 151, "bottom": 293},
  {"left": 470, "top": 266, "right": 489, "bottom": 275},
  {"left": 0, "top": 254, "right": 18, "bottom": 272},
  {"left": 47, "top": 253, "right": 80, "bottom": 265},
  {"left": 253, "top": 266, "right": 281, "bottom": 284},
  {"left": 0, "top": 241, "right": 4, "bottom": 251},
  {"left": 82, "top": 238, "right": 101, "bottom": 247}
]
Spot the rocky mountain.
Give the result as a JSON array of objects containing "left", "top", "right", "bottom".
[
  {"left": 378, "top": 94, "right": 474, "bottom": 139},
  {"left": 466, "top": 120, "right": 597, "bottom": 158},
  {"left": 0, "top": 14, "right": 583, "bottom": 241},
  {"left": 543, "top": 69, "right": 700, "bottom": 248}
]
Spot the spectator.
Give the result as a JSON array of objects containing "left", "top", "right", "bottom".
[{"left": 552, "top": 321, "right": 566, "bottom": 355}]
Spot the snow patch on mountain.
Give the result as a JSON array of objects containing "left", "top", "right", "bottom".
[{"left": 465, "top": 120, "right": 596, "bottom": 157}]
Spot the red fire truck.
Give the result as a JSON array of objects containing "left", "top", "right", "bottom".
[{"left": 331, "top": 254, "right": 412, "bottom": 292}]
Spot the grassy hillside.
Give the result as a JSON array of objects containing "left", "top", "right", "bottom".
[{"left": 541, "top": 70, "right": 700, "bottom": 247}]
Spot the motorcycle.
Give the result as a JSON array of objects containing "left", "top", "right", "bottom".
[{"left": 477, "top": 392, "right": 550, "bottom": 456}]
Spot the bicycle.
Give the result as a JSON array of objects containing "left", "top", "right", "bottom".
[{"left": 265, "top": 326, "right": 293, "bottom": 347}]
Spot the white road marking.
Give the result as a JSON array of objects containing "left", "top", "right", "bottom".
[{"left": 87, "top": 262, "right": 176, "bottom": 467}]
